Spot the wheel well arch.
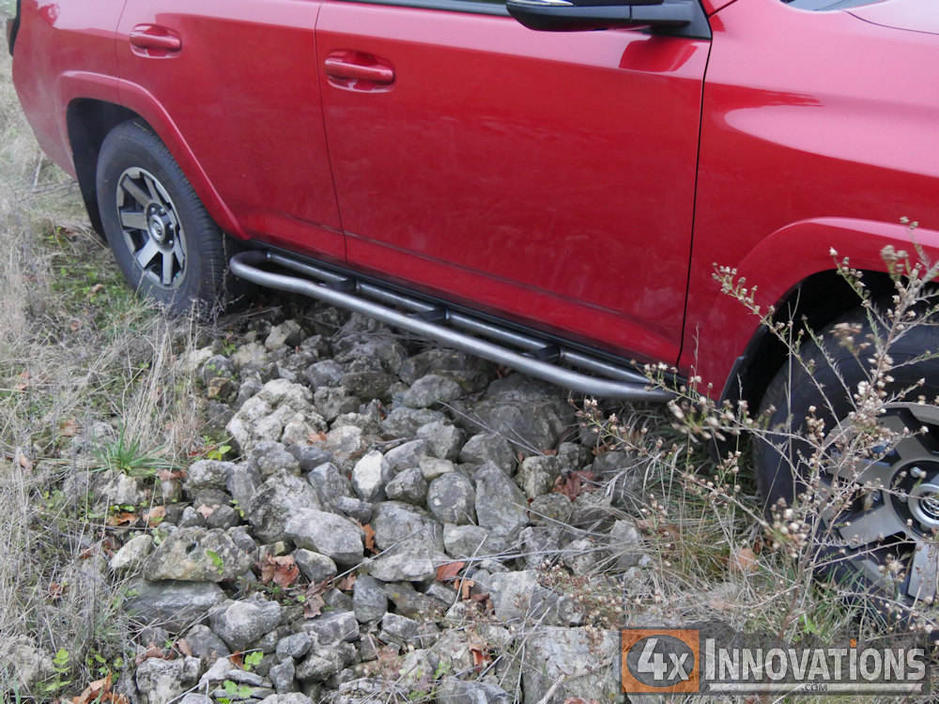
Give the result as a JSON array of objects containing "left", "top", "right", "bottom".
[
  {"left": 723, "top": 267, "right": 895, "bottom": 411},
  {"left": 66, "top": 99, "right": 141, "bottom": 236}
]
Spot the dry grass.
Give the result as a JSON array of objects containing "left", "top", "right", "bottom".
[
  {"left": 577, "top": 251, "right": 939, "bottom": 700},
  {"left": 0, "top": 37, "right": 207, "bottom": 697},
  {"left": 569, "top": 406, "right": 939, "bottom": 703}
]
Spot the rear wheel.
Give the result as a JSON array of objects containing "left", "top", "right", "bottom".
[
  {"left": 756, "top": 305, "right": 939, "bottom": 625},
  {"left": 96, "top": 121, "right": 228, "bottom": 314}
]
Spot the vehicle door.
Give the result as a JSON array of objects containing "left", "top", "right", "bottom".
[
  {"left": 117, "top": 0, "right": 344, "bottom": 259},
  {"left": 316, "top": 0, "right": 709, "bottom": 363}
]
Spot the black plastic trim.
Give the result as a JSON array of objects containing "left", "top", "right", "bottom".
[
  {"left": 335, "top": 0, "right": 510, "bottom": 16},
  {"left": 332, "top": 0, "right": 710, "bottom": 39},
  {"left": 7, "top": 0, "right": 21, "bottom": 57},
  {"left": 662, "top": 0, "right": 710, "bottom": 39}
]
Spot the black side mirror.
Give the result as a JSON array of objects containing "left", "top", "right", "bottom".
[{"left": 506, "top": 0, "right": 694, "bottom": 32}]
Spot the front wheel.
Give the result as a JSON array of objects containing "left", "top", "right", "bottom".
[
  {"left": 756, "top": 304, "right": 939, "bottom": 626},
  {"left": 96, "top": 121, "right": 228, "bottom": 314}
]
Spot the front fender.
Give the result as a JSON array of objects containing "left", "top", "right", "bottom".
[
  {"left": 113, "top": 79, "right": 246, "bottom": 239},
  {"left": 56, "top": 71, "right": 246, "bottom": 239},
  {"left": 683, "top": 217, "right": 939, "bottom": 395}
]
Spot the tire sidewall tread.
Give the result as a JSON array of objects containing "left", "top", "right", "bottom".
[{"left": 95, "top": 120, "right": 226, "bottom": 314}]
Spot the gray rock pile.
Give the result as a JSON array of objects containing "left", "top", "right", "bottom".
[{"left": 80, "top": 310, "right": 650, "bottom": 703}]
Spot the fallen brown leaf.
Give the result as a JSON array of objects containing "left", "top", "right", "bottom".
[
  {"left": 71, "top": 672, "right": 112, "bottom": 704},
  {"left": 101, "top": 533, "right": 122, "bottom": 556},
  {"left": 470, "top": 646, "right": 491, "bottom": 672},
  {"left": 145, "top": 506, "right": 166, "bottom": 527},
  {"left": 260, "top": 555, "right": 300, "bottom": 588},
  {"left": 304, "top": 592, "right": 325, "bottom": 619},
  {"left": 335, "top": 573, "right": 357, "bottom": 591},
  {"left": 106, "top": 511, "right": 137, "bottom": 527},
  {"left": 135, "top": 645, "right": 169, "bottom": 665},
  {"left": 435, "top": 561, "right": 465, "bottom": 583},
  {"left": 362, "top": 523, "right": 377, "bottom": 554},
  {"left": 553, "top": 470, "right": 596, "bottom": 501},
  {"left": 157, "top": 469, "right": 185, "bottom": 481},
  {"left": 460, "top": 578, "right": 476, "bottom": 601}
]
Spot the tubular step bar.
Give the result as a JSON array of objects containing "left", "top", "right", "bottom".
[{"left": 229, "top": 250, "right": 673, "bottom": 402}]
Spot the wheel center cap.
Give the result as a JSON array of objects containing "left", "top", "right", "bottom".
[
  {"left": 909, "top": 481, "right": 939, "bottom": 530},
  {"left": 148, "top": 216, "right": 164, "bottom": 242},
  {"left": 147, "top": 209, "right": 173, "bottom": 245}
]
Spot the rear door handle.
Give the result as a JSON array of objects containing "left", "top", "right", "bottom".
[
  {"left": 129, "top": 24, "right": 182, "bottom": 56},
  {"left": 324, "top": 51, "right": 394, "bottom": 91},
  {"left": 324, "top": 57, "right": 393, "bottom": 83}
]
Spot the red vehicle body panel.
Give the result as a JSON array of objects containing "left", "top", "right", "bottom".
[
  {"left": 116, "top": 0, "right": 345, "bottom": 259},
  {"left": 683, "top": 0, "right": 939, "bottom": 389},
  {"left": 11, "top": 0, "right": 126, "bottom": 171},
  {"left": 11, "top": 0, "right": 939, "bottom": 398},
  {"left": 316, "top": 2, "right": 708, "bottom": 365}
]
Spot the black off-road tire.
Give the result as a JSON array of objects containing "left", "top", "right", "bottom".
[
  {"left": 756, "top": 303, "right": 939, "bottom": 622},
  {"left": 96, "top": 120, "right": 229, "bottom": 315}
]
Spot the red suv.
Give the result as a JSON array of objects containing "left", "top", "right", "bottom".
[{"left": 9, "top": 0, "right": 939, "bottom": 614}]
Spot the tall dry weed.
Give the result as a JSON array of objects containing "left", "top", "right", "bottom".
[{"left": 0, "top": 40, "right": 205, "bottom": 695}]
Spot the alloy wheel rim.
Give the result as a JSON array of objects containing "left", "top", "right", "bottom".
[
  {"left": 823, "top": 403, "right": 939, "bottom": 604},
  {"left": 115, "top": 167, "right": 187, "bottom": 289}
]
